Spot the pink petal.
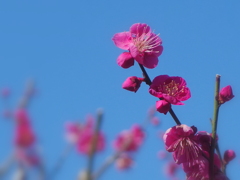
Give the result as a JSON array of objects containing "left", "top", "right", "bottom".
[
  {"left": 129, "top": 45, "right": 144, "bottom": 64},
  {"left": 130, "top": 23, "right": 151, "bottom": 36},
  {"left": 117, "top": 52, "right": 134, "bottom": 68},
  {"left": 142, "top": 54, "right": 159, "bottom": 69},
  {"left": 112, "top": 32, "right": 132, "bottom": 50}
]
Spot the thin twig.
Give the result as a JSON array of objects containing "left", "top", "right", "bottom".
[
  {"left": 85, "top": 109, "right": 103, "bottom": 180},
  {"left": 209, "top": 74, "right": 221, "bottom": 180},
  {"left": 49, "top": 144, "right": 74, "bottom": 179}
]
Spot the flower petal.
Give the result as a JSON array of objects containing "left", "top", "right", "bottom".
[
  {"left": 142, "top": 54, "right": 159, "bottom": 69},
  {"left": 117, "top": 52, "right": 134, "bottom": 68},
  {"left": 130, "top": 23, "right": 151, "bottom": 36},
  {"left": 112, "top": 32, "right": 132, "bottom": 50}
]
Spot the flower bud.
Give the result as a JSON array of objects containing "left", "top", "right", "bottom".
[
  {"left": 122, "top": 76, "right": 144, "bottom": 93},
  {"left": 219, "top": 85, "right": 234, "bottom": 104},
  {"left": 156, "top": 100, "right": 171, "bottom": 114},
  {"left": 224, "top": 149, "right": 236, "bottom": 163},
  {"left": 117, "top": 52, "right": 134, "bottom": 68}
]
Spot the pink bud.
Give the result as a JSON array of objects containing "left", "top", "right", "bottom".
[
  {"left": 117, "top": 52, "right": 134, "bottom": 68},
  {"left": 224, "top": 150, "right": 236, "bottom": 163},
  {"left": 122, "top": 76, "right": 144, "bottom": 93},
  {"left": 219, "top": 85, "right": 234, "bottom": 104},
  {"left": 156, "top": 100, "right": 171, "bottom": 114}
]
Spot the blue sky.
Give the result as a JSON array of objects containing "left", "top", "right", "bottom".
[{"left": 0, "top": 1, "right": 239, "bottom": 179}]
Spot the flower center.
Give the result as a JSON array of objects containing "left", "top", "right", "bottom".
[
  {"left": 158, "top": 80, "right": 184, "bottom": 97},
  {"left": 132, "top": 26, "right": 161, "bottom": 53}
]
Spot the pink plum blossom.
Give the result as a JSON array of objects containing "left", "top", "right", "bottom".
[
  {"left": 163, "top": 124, "right": 202, "bottom": 166},
  {"left": 219, "top": 85, "right": 234, "bottom": 104},
  {"left": 149, "top": 75, "right": 191, "bottom": 104},
  {"left": 122, "top": 76, "right": 144, "bottom": 92},
  {"left": 114, "top": 125, "right": 144, "bottom": 152},
  {"left": 224, "top": 150, "right": 236, "bottom": 164},
  {"left": 112, "top": 23, "right": 163, "bottom": 69}
]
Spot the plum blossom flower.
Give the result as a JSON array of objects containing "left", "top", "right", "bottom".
[
  {"left": 112, "top": 23, "right": 163, "bottom": 69},
  {"left": 163, "top": 124, "right": 202, "bottom": 166},
  {"left": 114, "top": 125, "right": 144, "bottom": 152},
  {"left": 149, "top": 75, "right": 191, "bottom": 113},
  {"left": 122, "top": 76, "right": 144, "bottom": 92},
  {"left": 218, "top": 85, "right": 234, "bottom": 104}
]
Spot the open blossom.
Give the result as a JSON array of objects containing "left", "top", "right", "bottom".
[
  {"left": 114, "top": 125, "right": 144, "bottom": 152},
  {"left": 149, "top": 75, "right": 191, "bottom": 113},
  {"left": 112, "top": 23, "right": 163, "bottom": 69},
  {"left": 219, "top": 85, "right": 234, "bottom": 104},
  {"left": 163, "top": 124, "right": 202, "bottom": 166},
  {"left": 122, "top": 76, "right": 144, "bottom": 92}
]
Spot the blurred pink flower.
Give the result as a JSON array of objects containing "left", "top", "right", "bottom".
[
  {"left": 77, "top": 129, "right": 105, "bottom": 155},
  {"left": 115, "top": 154, "right": 133, "bottom": 170},
  {"left": 14, "top": 109, "right": 35, "bottom": 147},
  {"left": 224, "top": 150, "right": 236, "bottom": 164},
  {"left": 66, "top": 115, "right": 105, "bottom": 155},
  {"left": 149, "top": 75, "right": 191, "bottom": 105},
  {"left": 65, "top": 122, "right": 82, "bottom": 143},
  {"left": 219, "top": 85, "right": 234, "bottom": 104},
  {"left": 114, "top": 125, "right": 144, "bottom": 152},
  {"left": 112, "top": 23, "right": 163, "bottom": 69},
  {"left": 163, "top": 124, "right": 202, "bottom": 166},
  {"left": 122, "top": 76, "right": 144, "bottom": 92}
]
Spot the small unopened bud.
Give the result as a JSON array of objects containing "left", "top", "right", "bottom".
[
  {"left": 122, "top": 76, "right": 144, "bottom": 93},
  {"left": 156, "top": 100, "right": 171, "bottom": 114},
  {"left": 224, "top": 149, "right": 236, "bottom": 164},
  {"left": 219, "top": 85, "right": 234, "bottom": 104}
]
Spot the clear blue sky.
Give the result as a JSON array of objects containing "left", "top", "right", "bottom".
[{"left": 0, "top": 1, "right": 239, "bottom": 179}]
